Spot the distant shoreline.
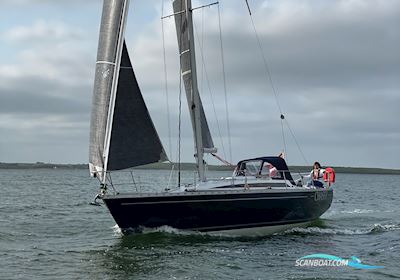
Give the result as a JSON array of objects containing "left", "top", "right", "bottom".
[{"left": 0, "top": 162, "right": 399, "bottom": 175}]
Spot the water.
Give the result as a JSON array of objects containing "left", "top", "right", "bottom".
[{"left": 0, "top": 169, "right": 399, "bottom": 279}]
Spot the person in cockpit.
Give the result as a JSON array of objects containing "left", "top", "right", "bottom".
[{"left": 305, "top": 161, "right": 325, "bottom": 188}]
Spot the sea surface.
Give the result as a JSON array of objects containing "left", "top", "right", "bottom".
[{"left": 0, "top": 169, "right": 399, "bottom": 280}]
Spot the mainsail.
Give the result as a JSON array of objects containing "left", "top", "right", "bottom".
[
  {"left": 89, "top": 0, "right": 167, "bottom": 179},
  {"left": 173, "top": 0, "right": 216, "bottom": 152}
]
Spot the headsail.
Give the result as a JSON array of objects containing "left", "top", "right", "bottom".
[
  {"left": 89, "top": 0, "right": 167, "bottom": 179},
  {"left": 107, "top": 42, "right": 168, "bottom": 171}
]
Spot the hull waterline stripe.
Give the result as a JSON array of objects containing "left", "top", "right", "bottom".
[
  {"left": 206, "top": 221, "right": 312, "bottom": 235},
  {"left": 193, "top": 218, "right": 312, "bottom": 231},
  {"left": 119, "top": 195, "right": 308, "bottom": 206}
]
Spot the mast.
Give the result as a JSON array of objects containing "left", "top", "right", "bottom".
[
  {"left": 173, "top": 0, "right": 217, "bottom": 182},
  {"left": 185, "top": 0, "right": 206, "bottom": 182}
]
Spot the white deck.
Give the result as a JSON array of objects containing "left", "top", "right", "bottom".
[{"left": 176, "top": 175, "right": 307, "bottom": 192}]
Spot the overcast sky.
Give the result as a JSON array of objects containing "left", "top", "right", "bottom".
[{"left": 0, "top": 0, "right": 399, "bottom": 169}]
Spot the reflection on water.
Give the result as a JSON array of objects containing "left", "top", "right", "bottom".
[{"left": 0, "top": 169, "right": 399, "bottom": 279}]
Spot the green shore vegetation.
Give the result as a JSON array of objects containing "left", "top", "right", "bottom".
[{"left": 0, "top": 161, "right": 399, "bottom": 175}]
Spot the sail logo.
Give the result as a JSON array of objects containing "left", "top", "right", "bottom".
[{"left": 295, "top": 254, "right": 384, "bottom": 270}]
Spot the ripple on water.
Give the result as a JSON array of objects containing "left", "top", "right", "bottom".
[{"left": 0, "top": 170, "right": 399, "bottom": 279}]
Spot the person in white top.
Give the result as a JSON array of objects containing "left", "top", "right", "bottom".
[
  {"left": 269, "top": 152, "right": 284, "bottom": 177},
  {"left": 305, "top": 161, "right": 325, "bottom": 188}
]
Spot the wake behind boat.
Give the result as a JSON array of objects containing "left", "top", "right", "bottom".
[{"left": 89, "top": 0, "right": 334, "bottom": 236}]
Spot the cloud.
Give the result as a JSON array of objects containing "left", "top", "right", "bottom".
[
  {"left": 0, "top": 0, "right": 399, "bottom": 168},
  {"left": 1, "top": 19, "right": 93, "bottom": 88},
  {"left": 0, "top": 19, "right": 94, "bottom": 163},
  {"left": 124, "top": 0, "right": 400, "bottom": 168},
  {"left": 3, "top": 20, "right": 83, "bottom": 43},
  {"left": 1, "top": 0, "right": 99, "bottom": 5}
]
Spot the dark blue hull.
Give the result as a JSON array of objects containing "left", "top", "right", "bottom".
[{"left": 102, "top": 189, "right": 333, "bottom": 233}]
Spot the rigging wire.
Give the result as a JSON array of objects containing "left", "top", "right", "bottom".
[
  {"left": 217, "top": 3, "right": 233, "bottom": 164},
  {"left": 280, "top": 114, "right": 287, "bottom": 162},
  {"left": 161, "top": 0, "right": 173, "bottom": 159},
  {"left": 285, "top": 118, "right": 309, "bottom": 165},
  {"left": 244, "top": 1, "right": 287, "bottom": 158},
  {"left": 200, "top": 6, "right": 205, "bottom": 96},
  {"left": 161, "top": 0, "right": 178, "bottom": 187},
  {"left": 161, "top": 0, "right": 183, "bottom": 186},
  {"left": 177, "top": 44, "right": 183, "bottom": 188},
  {"left": 178, "top": 62, "right": 182, "bottom": 187},
  {"left": 192, "top": 17, "right": 227, "bottom": 161},
  {"left": 243, "top": 1, "right": 314, "bottom": 165},
  {"left": 245, "top": 1, "right": 283, "bottom": 116}
]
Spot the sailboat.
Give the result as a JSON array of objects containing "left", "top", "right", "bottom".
[{"left": 89, "top": 0, "right": 334, "bottom": 235}]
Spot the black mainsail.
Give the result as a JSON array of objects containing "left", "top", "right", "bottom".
[{"left": 89, "top": 0, "right": 167, "bottom": 181}]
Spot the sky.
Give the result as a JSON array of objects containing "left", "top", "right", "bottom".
[{"left": 0, "top": 0, "right": 399, "bottom": 169}]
